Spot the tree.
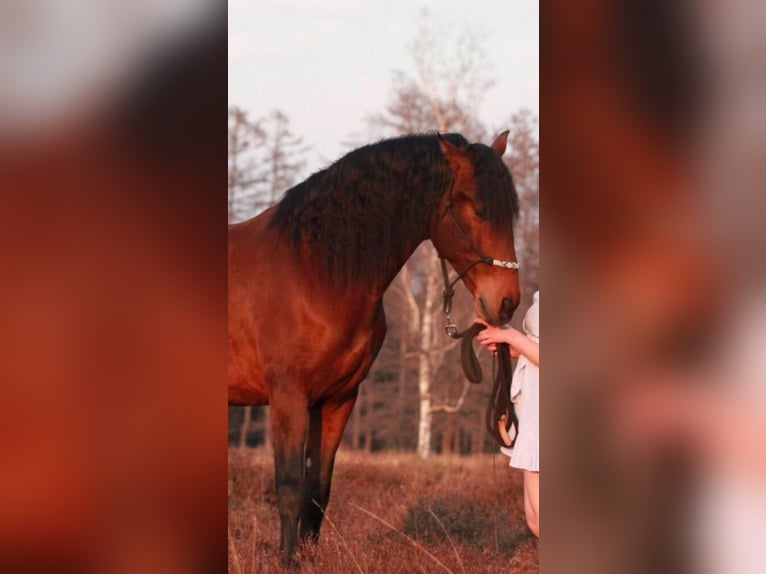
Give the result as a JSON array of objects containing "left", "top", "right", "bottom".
[
  {"left": 365, "top": 13, "right": 495, "bottom": 459},
  {"left": 228, "top": 107, "right": 309, "bottom": 223},
  {"left": 351, "top": 13, "right": 541, "bottom": 459},
  {"left": 503, "top": 110, "right": 539, "bottom": 306},
  {"left": 228, "top": 106, "right": 265, "bottom": 222},
  {"left": 259, "top": 110, "right": 308, "bottom": 207}
]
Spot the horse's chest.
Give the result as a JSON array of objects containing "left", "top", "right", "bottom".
[{"left": 309, "top": 325, "right": 384, "bottom": 400}]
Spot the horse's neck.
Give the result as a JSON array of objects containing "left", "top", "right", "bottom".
[
  {"left": 373, "top": 180, "right": 441, "bottom": 287},
  {"left": 373, "top": 235, "right": 429, "bottom": 295},
  {"left": 289, "top": 164, "right": 442, "bottom": 295}
]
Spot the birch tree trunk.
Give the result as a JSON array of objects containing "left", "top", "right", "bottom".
[
  {"left": 397, "top": 332, "right": 407, "bottom": 451},
  {"left": 416, "top": 361, "right": 432, "bottom": 458},
  {"left": 416, "top": 253, "right": 440, "bottom": 459}
]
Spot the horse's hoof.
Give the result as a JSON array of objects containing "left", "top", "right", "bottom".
[{"left": 280, "top": 553, "right": 300, "bottom": 570}]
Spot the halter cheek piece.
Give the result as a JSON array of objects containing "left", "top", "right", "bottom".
[{"left": 438, "top": 181, "right": 519, "bottom": 339}]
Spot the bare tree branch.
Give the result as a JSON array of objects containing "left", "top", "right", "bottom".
[{"left": 430, "top": 380, "right": 471, "bottom": 414}]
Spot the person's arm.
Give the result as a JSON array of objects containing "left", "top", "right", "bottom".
[{"left": 475, "top": 321, "right": 539, "bottom": 367}]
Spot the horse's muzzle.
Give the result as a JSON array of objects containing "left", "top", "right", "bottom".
[{"left": 479, "top": 296, "right": 517, "bottom": 325}]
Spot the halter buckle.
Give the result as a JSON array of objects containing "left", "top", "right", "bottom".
[{"left": 445, "top": 323, "right": 460, "bottom": 338}]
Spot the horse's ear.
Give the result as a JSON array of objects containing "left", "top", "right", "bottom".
[
  {"left": 491, "top": 130, "right": 510, "bottom": 157},
  {"left": 438, "top": 133, "right": 468, "bottom": 173}
]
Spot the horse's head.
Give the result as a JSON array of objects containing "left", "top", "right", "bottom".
[{"left": 431, "top": 132, "right": 520, "bottom": 326}]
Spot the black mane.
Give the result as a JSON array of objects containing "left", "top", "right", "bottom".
[{"left": 269, "top": 133, "right": 518, "bottom": 285}]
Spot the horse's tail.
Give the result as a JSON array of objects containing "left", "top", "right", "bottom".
[{"left": 485, "top": 342, "right": 518, "bottom": 448}]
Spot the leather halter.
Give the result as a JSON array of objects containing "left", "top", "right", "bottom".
[{"left": 437, "top": 180, "right": 519, "bottom": 338}]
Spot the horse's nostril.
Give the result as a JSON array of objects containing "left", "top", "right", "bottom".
[{"left": 500, "top": 298, "right": 517, "bottom": 322}]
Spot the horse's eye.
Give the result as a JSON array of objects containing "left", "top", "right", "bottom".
[{"left": 474, "top": 208, "right": 487, "bottom": 220}]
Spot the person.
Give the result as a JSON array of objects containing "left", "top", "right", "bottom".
[{"left": 476, "top": 291, "right": 539, "bottom": 538}]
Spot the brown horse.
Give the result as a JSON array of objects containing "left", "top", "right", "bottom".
[{"left": 228, "top": 131, "right": 520, "bottom": 559}]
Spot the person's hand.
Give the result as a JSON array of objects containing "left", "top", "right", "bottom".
[
  {"left": 498, "top": 414, "right": 512, "bottom": 447},
  {"left": 474, "top": 319, "right": 524, "bottom": 357}
]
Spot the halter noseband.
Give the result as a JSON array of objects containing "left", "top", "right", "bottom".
[{"left": 438, "top": 180, "right": 519, "bottom": 338}]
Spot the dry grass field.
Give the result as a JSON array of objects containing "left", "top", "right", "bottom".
[{"left": 228, "top": 448, "right": 538, "bottom": 573}]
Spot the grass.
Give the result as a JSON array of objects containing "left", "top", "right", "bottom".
[{"left": 228, "top": 448, "right": 538, "bottom": 573}]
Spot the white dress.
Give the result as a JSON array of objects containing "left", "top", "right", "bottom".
[{"left": 502, "top": 291, "right": 539, "bottom": 472}]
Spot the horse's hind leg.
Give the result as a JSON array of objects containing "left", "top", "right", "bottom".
[
  {"left": 300, "top": 391, "right": 358, "bottom": 543},
  {"left": 269, "top": 389, "right": 309, "bottom": 561}
]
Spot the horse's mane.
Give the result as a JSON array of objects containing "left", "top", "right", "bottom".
[{"left": 269, "top": 132, "right": 519, "bottom": 285}]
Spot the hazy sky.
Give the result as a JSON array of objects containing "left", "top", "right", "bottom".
[{"left": 229, "top": 0, "right": 538, "bottom": 173}]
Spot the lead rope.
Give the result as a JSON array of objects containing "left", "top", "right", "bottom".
[
  {"left": 485, "top": 343, "right": 518, "bottom": 448},
  {"left": 439, "top": 255, "right": 519, "bottom": 445}
]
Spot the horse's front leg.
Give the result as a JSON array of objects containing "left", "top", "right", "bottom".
[
  {"left": 269, "top": 386, "right": 309, "bottom": 562},
  {"left": 300, "top": 390, "right": 358, "bottom": 543}
]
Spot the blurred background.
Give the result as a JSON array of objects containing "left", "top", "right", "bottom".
[
  {"left": 0, "top": 1, "right": 225, "bottom": 573},
  {"left": 542, "top": 0, "right": 766, "bottom": 573}
]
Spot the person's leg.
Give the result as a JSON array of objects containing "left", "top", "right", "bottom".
[{"left": 523, "top": 470, "right": 540, "bottom": 537}]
